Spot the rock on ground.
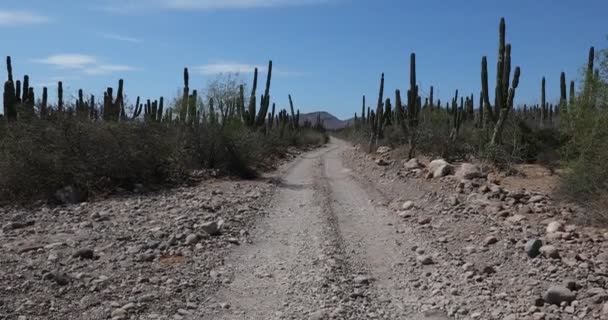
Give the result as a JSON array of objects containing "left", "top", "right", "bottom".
[
  {"left": 427, "top": 159, "right": 454, "bottom": 179},
  {"left": 455, "top": 163, "right": 482, "bottom": 180}
]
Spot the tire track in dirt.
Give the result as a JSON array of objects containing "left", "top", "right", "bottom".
[
  {"left": 320, "top": 139, "right": 449, "bottom": 319},
  {"left": 202, "top": 140, "right": 449, "bottom": 319},
  {"left": 201, "top": 145, "right": 361, "bottom": 319}
]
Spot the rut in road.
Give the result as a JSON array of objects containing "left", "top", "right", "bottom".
[{"left": 203, "top": 140, "right": 449, "bottom": 320}]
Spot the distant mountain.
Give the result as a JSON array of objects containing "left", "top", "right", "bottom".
[{"left": 298, "top": 111, "right": 352, "bottom": 130}]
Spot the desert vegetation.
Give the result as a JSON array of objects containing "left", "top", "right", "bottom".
[
  {"left": 343, "top": 18, "right": 608, "bottom": 223},
  {"left": 0, "top": 57, "right": 328, "bottom": 203}
]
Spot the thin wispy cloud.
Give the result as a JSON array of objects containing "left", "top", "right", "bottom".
[
  {"left": 96, "top": 0, "right": 331, "bottom": 13},
  {"left": 0, "top": 10, "right": 51, "bottom": 26},
  {"left": 33, "top": 54, "right": 137, "bottom": 76},
  {"left": 85, "top": 64, "right": 136, "bottom": 75},
  {"left": 197, "top": 63, "right": 261, "bottom": 75},
  {"left": 100, "top": 33, "right": 143, "bottom": 43},
  {"left": 163, "top": 0, "right": 330, "bottom": 10},
  {"left": 196, "top": 62, "right": 301, "bottom": 77},
  {"left": 34, "top": 54, "right": 98, "bottom": 69}
]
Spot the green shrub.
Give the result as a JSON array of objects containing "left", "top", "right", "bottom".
[
  {"left": 0, "top": 115, "right": 328, "bottom": 203},
  {"left": 0, "top": 117, "right": 181, "bottom": 202}
]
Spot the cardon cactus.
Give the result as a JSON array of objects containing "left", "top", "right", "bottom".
[
  {"left": 480, "top": 18, "right": 521, "bottom": 145},
  {"left": 255, "top": 60, "right": 273, "bottom": 127},
  {"left": 3, "top": 57, "right": 18, "bottom": 121},
  {"left": 368, "top": 73, "right": 384, "bottom": 151},
  {"left": 407, "top": 53, "right": 419, "bottom": 127},
  {"left": 40, "top": 87, "right": 48, "bottom": 118},
  {"left": 58, "top": 81, "right": 64, "bottom": 112},
  {"left": 541, "top": 77, "right": 546, "bottom": 127},
  {"left": 102, "top": 79, "right": 124, "bottom": 121},
  {"left": 180, "top": 68, "right": 189, "bottom": 123}
]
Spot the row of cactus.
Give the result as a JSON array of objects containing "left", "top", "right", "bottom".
[
  {"left": 356, "top": 17, "right": 602, "bottom": 155},
  {"left": 355, "top": 17, "right": 524, "bottom": 151},
  {"left": 2, "top": 56, "right": 307, "bottom": 136},
  {"left": 3, "top": 56, "right": 169, "bottom": 124}
]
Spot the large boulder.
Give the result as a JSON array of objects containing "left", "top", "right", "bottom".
[
  {"left": 455, "top": 163, "right": 482, "bottom": 180},
  {"left": 427, "top": 159, "right": 454, "bottom": 179}
]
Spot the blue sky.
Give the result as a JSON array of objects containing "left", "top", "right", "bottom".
[{"left": 1, "top": 0, "right": 606, "bottom": 119}]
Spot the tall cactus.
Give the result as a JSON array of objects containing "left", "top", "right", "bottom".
[
  {"left": 132, "top": 96, "right": 143, "bottom": 120},
  {"left": 540, "top": 77, "right": 546, "bottom": 128},
  {"left": 288, "top": 94, "right": 297, "bottom": 130},
  {"left": 404, "top": 53, "right": 420, "bottom": 158},
  {"left": 6, "top": 56, "right": 13, "bottom": 83},
  {"left": 188, "top": 90, "right": 198, "bottom": 125},
  {"left": 22, "top": 75, "right": 30, "bottom": 104},
  {"left": 247, "top": 68, "right": 258, "bottom": 126},
  {"left": 560, "top": 72, "right": 567, "bottom": 106},
  {"left": 407, "top": 53, "right": 419, "bottom": 126},
  {"left": 90, "top": 95, "right": 96, "bottom": 120},
  {"left": 369, "top": 73, "right": 384, "bottom": 151},
  {"left": 157, "top": 97, "right": 164, "bottom": 122},
  {"left": 76, "top": 89, "right": 87, "bottom": 117},
  {"left": 3, "top": 58, "right": 17, "bottom": 121},
  {"left": 361, "top": 95, "right": 366, "bottom": 125},
  {"left": 102, "top": 79, "right": 124, "bottom": 121},
  {"left": 238, "top": 84, "right": 246, "bottom": 121},
  {"left": 478, "top": 91, "right": 484, "bottom": 128},
  {"left": 40, "top": 87, "right": 48, "bottom": 118},
  {"left": 480, "top": 18, "right": 521, "bottom": 145},
  {"left": 3, "top": 57, "right": 17, "bottom": 121},
  {"left": 569, "top": 80, "right": 576, "bottom": 105},
  {"left": 255, "top": 60, "right": 272, "bottom": 127},
  {"left": 583, "top": 46, "right": 595, "bottom": 100},
  {"left": 57, "top": 81, "right": 64, "bottom": 112},
  {"left": 394, "top": 90, "right": 403, "bottom": 124},
  {"left": 384, "top": 98, "right": 392, "bottom": 126},
  {"left": 180, "top": 68, "right": 189, "bottom": 123}
]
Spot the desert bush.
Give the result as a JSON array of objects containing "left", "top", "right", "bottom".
[
  {"left": 558, "top": 79, "right": 608, "bottom": 222},
  {"left": 0, "top": 117, "right": 181, "bottom": 202},
  {"left": 0, "top": 115, "right": 328, "bottom": 203}
]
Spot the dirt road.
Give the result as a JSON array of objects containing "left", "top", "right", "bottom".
[{"left": 203, "top": 139, "right": 448, "bottom": 319}]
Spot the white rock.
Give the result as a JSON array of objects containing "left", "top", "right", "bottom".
[
  {"left": 111, "top": 308, "right": 127, "bottom": 320},
  {"left": 529, "top": 195, "right": 545, "bottom": 203},
  {"left": 185, "top": 234, "right": 199, "bottom": 245},
  {"left": 427, "top": 159, "right": 454, "bottom": 178},
  {"left": 402, "top": 201, "right": 415, "bottom": 210},
  {"left": 546, "top": 221, "right": 564, "bottom": 234}
]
